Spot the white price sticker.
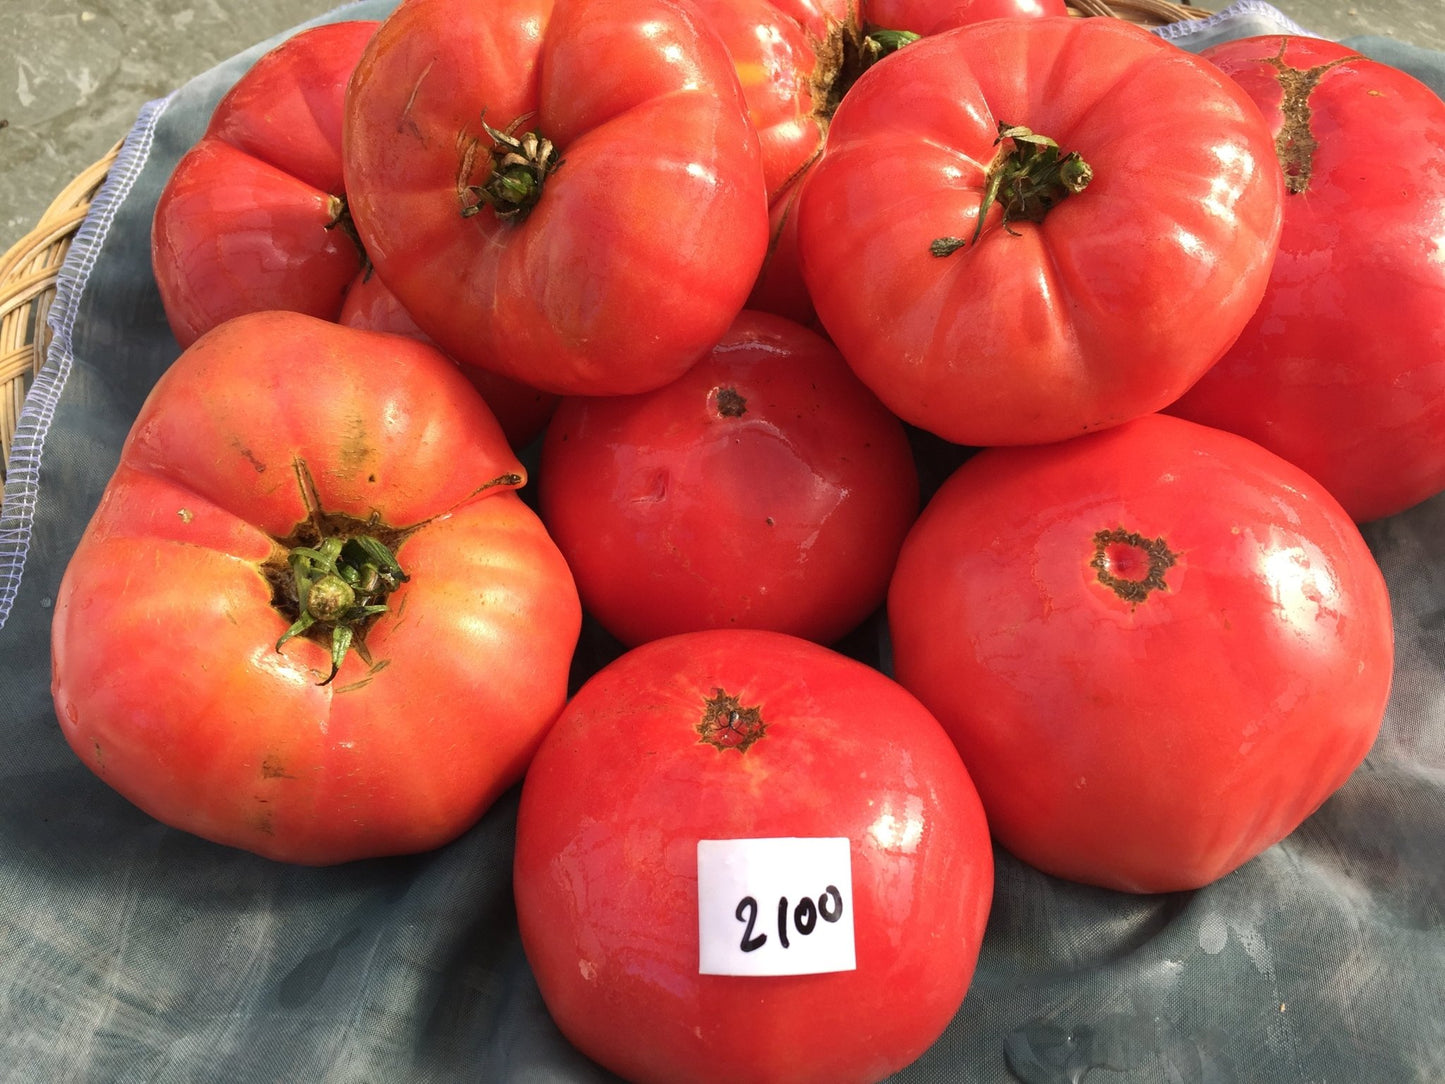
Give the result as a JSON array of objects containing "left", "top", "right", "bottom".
[{"left": 696, "top": 837, "right": 856, "bottom": 977}]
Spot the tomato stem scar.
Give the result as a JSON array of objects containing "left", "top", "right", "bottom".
[
  {"left": 1090, "top": 527, "right": 1177, "bottom": 605},
  {"left": 697, "top": 688, "right": 767, "bottom": 752}
]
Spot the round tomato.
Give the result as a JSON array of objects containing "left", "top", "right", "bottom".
[
  {"left": 50, "top": 311, "right": 581, "bottom": 865},
  {"left": 795, "top": 17, "right": 1285, "bottom": 446},
  {"left": 691, "top": 0, "right": 1065, "bottom": 322},
  {"left": 887, "top": 413, "right": 1395, "bottom": 893},
  {"left": 514, "top": 628, "right": 994, "bottom": 1084},
  {"left": 342, "top": 0, "right": 769, "bottom": 397},
  {"left": 151, "top": 21, "right": 378, "bottom": 346},
  {"left": 537, "top": 310, "right": 919, "bottom": 647},
  {"left": 1167, "top": 35, "right": 1445, "bottom": 523}
]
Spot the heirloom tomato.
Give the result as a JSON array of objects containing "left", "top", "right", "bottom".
[
  {"left": 151, "top": 21, "right": 379, "bottom": 346},
  {"left": 888, "top": 413, "right": 1395, "bottom": 893},
  {"left": 689, "top": 0, "right": 1065, "bottom": 321},
  {"left": 1168, "top": 35, "right": 1445, "bottom": 523},
  {"left": 50, "top": 312, "right": 581, "bottom": 865},
  {"left": 538, "top": 311, "right": 919, "bottom": 648},
  {"left": 514, "top": 629, "right": 994, "bottom": 1084},
  {"left": 795, "top": 17, "right": 1285, "bottom": 446},
  {"left": 342, "top": 0, "right": 769, "bottom": 397}
]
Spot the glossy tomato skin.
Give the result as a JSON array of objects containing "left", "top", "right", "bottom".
[
  {"left": 342, "top": 0, "right": 769, "bottom": 397},
  {"left": 703, "top": 0, "right": 1065, "bottom": 323},
  {"left": 1167, "top": 36, "right": 1445, "bottom": 523},
  {"left": 50, "top": 312, "right": 582, "bottom": 865},
  {"left": 151, "top": 21, "right": 378, "bottom": 346},
  {"left": 514, "top": 629, "right": 994, "bottom": 1084},
  {"left": 888, "top": 414, "right": 1394, "bottom": 893},
  {"left": 338, "top": 271, "right": 558, "bottom": 451},
  {"left": 795, "top": 18, "right": 1285, "bottom": 446},
  {"left": 538, "top": 311, "right": 919, "bottom": 647}
]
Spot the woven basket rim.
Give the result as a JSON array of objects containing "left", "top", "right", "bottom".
[
  {"left": 1, "top": 141, "right": 120, "bottom": 505},
  {"left": 0, "top": 1, "right": 1213, "bottom": 513}
]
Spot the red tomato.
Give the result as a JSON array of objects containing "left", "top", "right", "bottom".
[
  {"left": 922, "top": 0, "right": 1070, "bottom": 29},
  {"left": 151, "top": 21, "right": 379, "bottom": 346},
  {"left": 538, "top": 311, "right": 919, "bottom": 647},
  {"left": 888, "top": 414, "right": 1395, "bottom": 893},
  {"left": 342, "top": 0, "right": 769, "bottom": 397},
  {"left": 50, "top": 312, "right": 581, "bottom": 865},
  {"left": 795, "top": 18, "right": 1285, "bottom": 446},
  {"left": 514, "top": 628, "right": 994, "bottom": 1084},
  {"left": 338, "top": 271, "right": 558, "bottom": 450},
  {"left": 692, "top": 0, "right": 1065, "bottom": 322},
  {"left": 1167, "top": 35, "right": 1445, "bottom": 523}
]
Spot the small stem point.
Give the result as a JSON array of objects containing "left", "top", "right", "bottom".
[{"left": 932, "top": 122, "right": 1092, "bottom": 257}]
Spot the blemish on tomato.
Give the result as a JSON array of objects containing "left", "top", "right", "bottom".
[
  {"left": 712, "top": 386, "right": 748, "bottom": 418},
  {"left": 261, "top": 756, "right": 297, "bottom": 780},
  {"left": 1090, "top": 527, "right": 1178, "bottom": 605},
  {"left": 1261, "top": 47, "right": 1362, "bottom": 195},
  {"left": 697, "top": 688, "right": 766, "bottom": 752}
]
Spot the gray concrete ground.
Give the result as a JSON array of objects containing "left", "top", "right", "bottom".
[{"left": 2, "top": 0, "right": 1444, "bottom": 258}]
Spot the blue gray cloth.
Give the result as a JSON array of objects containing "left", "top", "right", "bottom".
[{"left": 1, "top": 2, "right": 1441, "bottom": 1080}]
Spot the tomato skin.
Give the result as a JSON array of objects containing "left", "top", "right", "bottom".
[
  {"left": 888, "top": 414, "right": 1394, "bottom": 893},
  {"left": 514, "top": 629, "right": 994, "bottom": 1084},
  {"left": 702, "top": 0, "right": 1065, "bottom": 323},
  {"left": 538, "top": 311, "right": 919, "bottom": 647},
  {"left": 342, "top": 0, "right": 770, "bottom": 397},
  {"left": 150, "top": 21, "right": 378, "bottom": 347},
  {"left": 337, "top": 272, "right": 558, "bottom": 451},
  {"left": 920, "top": 0, "right": 1069, "bottom": 28},
  {"left": 1167, "top": 36, "right": 1445, "bottom": 523},
  {"left": 795, "top": 17, "right": 1284, "bottom": 446},
  {"left": 50, "top": 312, "right": 582, "bottom": 865}
]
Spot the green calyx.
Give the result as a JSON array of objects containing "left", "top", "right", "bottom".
[
  {"left": 462, "top": 115, "right": 564, "bottom": 223},
  {"left": 931, "top": 122, "right": 1093, "bottom": 257},
  {"left": 817, "top": 24, "right": 922, "bottom": 119},
  {"left": 275, "top": 533, "right": 409, "bottom": 686}
]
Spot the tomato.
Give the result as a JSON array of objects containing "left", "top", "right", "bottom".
[
  {"left": 887, "top": 413, "right": 1395, "bottom": 894},
  {"left": 514, "top": 628, "right": 994, "bottom": 1084},
  {"left": 151, "top": 21, "right": 379, "bottom": 346},
  {"left": 794, "top": 17, "right": 1285, "bottom": 447},
  {"left": 338, "top": 271, "right": 558, "bottom": 451},
  {"left": 691, "top": 0, "right": 1065, "bottom": 323},
  {"left": 537, "top": 310, "right": 919, "bottom": 647},
  {"left": 50, "top": 311, "right": 581, "bottom": 865},
  {"left": 1167, "top": 35, "right": 1445, "bottom": 523},
  {"left": 342, "top": 0, "right": 769, "bottom": 397}
]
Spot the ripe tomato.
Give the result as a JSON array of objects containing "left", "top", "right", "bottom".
[
  {"left": 795, "top": 17, "right": 1285, "bottom": 446},
  {"left": 1167, "top": 35, "right": 1445, "bottom": 523},
  {"left": 693, "top": 0, "right": 1066, "bottom": 322},
  {"left": 50, "top": 312, "right": 581, "bottom": 865},
  {"left": 151, "top": 21, "right": 379, "bottom": 346},
  {"left": 888, "top": 414, "right": 1394, "bottom": 893},
  {"left": 537, "top": 311, "right": 919, "bottom": 647},
  {"left": 514, "top": 628, "right": 994, "bottom": 1084},
  {"left": 338, "top": 271, "right": 558, "bottom": 450},
  {"left": 342, "top": 0, "right": 769, "bottom": 397}
]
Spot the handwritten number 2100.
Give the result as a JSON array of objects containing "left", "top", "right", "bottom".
[{"left": 735, "top": 887, "right": 844, "bottom": 952}]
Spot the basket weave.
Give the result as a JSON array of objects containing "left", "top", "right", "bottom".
[
  {"left": 0, "top": 1, "right": 1208, "bottom": 515},
  {"left": 0, "top": 142, "right": 120, "bottom": 509}
]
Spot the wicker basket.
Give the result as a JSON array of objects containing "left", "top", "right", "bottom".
[
  {"left": 0, "top": 1, "right": 1208, "bottom": 515},
  {"left": 0, "top": 142, "right": 120, "bottom": 503}
]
